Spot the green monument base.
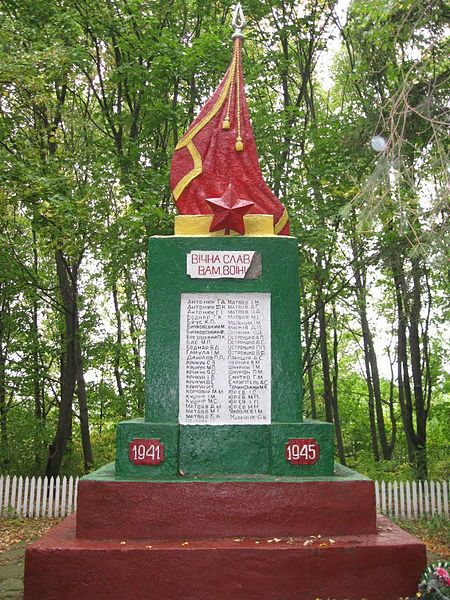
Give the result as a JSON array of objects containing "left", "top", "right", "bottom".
[
  {"left": 115, "top": 417, "right": 334, "bottom": 478},
  {"left": 114, "top": 236, "right": 334, "bottom": 480}
]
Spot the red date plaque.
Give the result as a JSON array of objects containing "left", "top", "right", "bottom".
[
  {"left": 285, "top": 438, "right": 320, "bottom": 465},
  {"left": 129, "top": 439, "right": 164, "bottom": 465}
]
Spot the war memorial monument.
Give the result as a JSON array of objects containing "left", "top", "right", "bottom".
[{"left": 24, "top": 5, "right": 426, "bottom": 598}]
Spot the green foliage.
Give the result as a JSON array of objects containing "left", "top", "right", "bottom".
[
  {"left": 0, "top": 408, "right": 52, "bottom": 475},
  {"left": 395, "top": 517, "right": 449, "bottom": 556}
]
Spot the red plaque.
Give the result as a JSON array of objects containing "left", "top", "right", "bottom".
[
  {"left": 129, "top": 439, "right": 164, "bottom": 465},
  {"left": 285, "top": 439, "right": 320, "bottom": 465}
]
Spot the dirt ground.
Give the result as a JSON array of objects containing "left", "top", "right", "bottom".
[{"left": 0, "top": 519, "right": 61, "bottom": 600}]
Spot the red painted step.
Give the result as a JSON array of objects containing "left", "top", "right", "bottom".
[
  {"left": 25, "top": 513, "right": 426, "bottom": 600},
  {"left": 76, "top": 477, "right": 377, "bottom": 540}
]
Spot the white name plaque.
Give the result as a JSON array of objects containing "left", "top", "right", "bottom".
[
  {"left": 179, "top": 293, "right": 271, "bottom": 425},
  {"left": 186, "top": 251, "right": 261, "bottom": 279}
]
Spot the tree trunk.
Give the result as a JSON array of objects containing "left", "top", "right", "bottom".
[
  {"left": 387, "top": 351, "right": 397, "bottom": 456},
  {"left": 317, "top": 294, "right": 333, "bottom": 424},
  {"left": 112, "top": 282, "right": 126, "bottom": 416},
  {"left": 367, "top": 330, "right": 391, "bottom": 458},
  {"left": 31, "top": 295, "right": 43, "bottom": 470},
  {"left": 409, "top": 257, "right": 428, "bottom": 479},
  {"left": 124, "top": 275, "right": 144, "bottom": 412},
  {"left": 393, "top": 266, "right": 417, "bottom": 467},
  {"left": 31, "top": 229, "right": 43, "bottom": 421},
  {"left": 31, "top": 299, "right": 42, "bottom": 419},
  {"left": 331, "top": 305, "right": 346, "bottom": 465},
  {"left": 302, "top": 314, "right": 317, "bottom": 419},
  {"left": 45, "top": 251, "right": 79, "bottom": 477},
  {"left": 350, "top": 234, "right": 388, "bottom": 459},
  {"left": 31, "top": 228, "right": 45, "bottom": 469},
  {"left": 366, "top": 367, "right": 380, "bottom": 462},
  {"left": 76, "top": 326, "right": 93, "bottom": 473},
  {"left": 0, "top": 290, "right": 9, "bottom": 469}
]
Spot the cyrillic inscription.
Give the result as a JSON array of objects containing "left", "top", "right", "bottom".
[
  {"left": 186, "top": 251, "right": 261, "bottom": 279},
  {"left": 179, "top": 293, "right": 271, "bottom": 425}
]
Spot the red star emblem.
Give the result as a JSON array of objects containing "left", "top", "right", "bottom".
[{"left": 206, "top": 184, "right": 254, "bottom": 235}]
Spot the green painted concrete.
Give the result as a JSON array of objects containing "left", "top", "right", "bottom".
[
  {"left": 270, "top": 420, "right": 334, "bottom": 476},
  {"left": 145, "top": 236, "right": 303, "bottom": 423},
  {"left": 116, "top": 417, "right": 334, "bottom": 478},
  {"left": 85, "top": 461, "right": 370, "bottom": 483},
  {"left": 113, "top": 235, "right": 340, "bottom": 479},
  {"left": 115, "top": 419, "right": 179, "bottom": 479},
  {"left": 179, "top": 425, "right": 270, "bottom": 475}
]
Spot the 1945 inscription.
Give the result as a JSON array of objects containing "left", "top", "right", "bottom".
[{"left": 179, "top": 293, "right": 271, "bottom": 425}]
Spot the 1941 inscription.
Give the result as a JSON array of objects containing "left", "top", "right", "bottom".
[
  {"left": 179, "top": 293, "right": 271, "bottom": 425},
  {"left": 129, "top": 439, "right": 164, "bottom": 465}
]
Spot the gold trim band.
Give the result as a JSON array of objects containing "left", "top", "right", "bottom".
[
  {"left": 173, "top": 58, "right": 236, "bottom": 203},
  {"left": 274, "top": 208, "right": 288, "bottom": 234},
  {"left": 174, "top": 214, "right": 275, "bottom": 236}
]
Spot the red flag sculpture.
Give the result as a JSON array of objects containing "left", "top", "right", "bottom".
[{"left": 170, "top": 4, "right": 289, "bottom": 236}]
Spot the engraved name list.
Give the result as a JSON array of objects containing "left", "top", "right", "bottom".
[{"left": 179, "top": 293, "right": 271, "bottom": 425}]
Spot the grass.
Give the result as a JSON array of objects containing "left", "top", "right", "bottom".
[{"left": 394, "top": 515, "right": 450, "bottom": 561}]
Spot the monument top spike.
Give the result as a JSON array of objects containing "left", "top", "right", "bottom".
[{"left": 231, "top": 3, "right": 246, "bottom": 39}]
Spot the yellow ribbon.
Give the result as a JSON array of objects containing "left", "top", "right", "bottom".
[{"left": 174, "top": 214, "right": 276, "bottom": 236}]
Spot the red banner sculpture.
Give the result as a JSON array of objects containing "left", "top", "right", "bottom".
[{"left": 170, "top": 19, "right": 289, "bottom": 236}]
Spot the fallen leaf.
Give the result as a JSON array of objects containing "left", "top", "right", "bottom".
[{"left": 0, "top": 518, "right": 63, "bottom": 553}]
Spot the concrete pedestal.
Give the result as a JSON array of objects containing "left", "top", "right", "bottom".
[
  {"left": 25, "top": 512, "right": 425, "bottom": 600},
  {"left": 76, "top": 463, "right": 376, "bottom": 540},
  {"left": 24, "top": 464, "right": 427, "bottom": 600}
]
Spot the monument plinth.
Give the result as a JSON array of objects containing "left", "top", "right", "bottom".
[
  {"left": 24, "top": 4, "right": 426, "bottom": 599},
  {"left": 115, "top": 235, "right": 334, "bottom": 479}
]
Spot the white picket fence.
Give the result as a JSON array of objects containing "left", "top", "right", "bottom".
[
  {"left": 0, "top": 475, "right": 448, "bottom": 520},
  {"left": 375, "top": 480, "right": 449, "bottom": 520},
  {"left": 0, "top": 475, "right": 79, "bottom": 518}
]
